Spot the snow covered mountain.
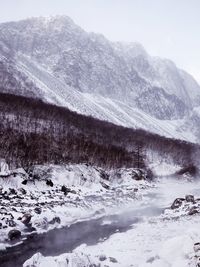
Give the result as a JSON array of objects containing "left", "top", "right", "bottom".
[
  {"left": 0, "top": 16, "right": 200, "bottom": 142},
  {"left": 114, "top": 42, "right": 200, "bottom": 107}
]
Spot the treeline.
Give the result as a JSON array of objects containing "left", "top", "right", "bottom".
[{"left": 0, "top": 91, "right": 198, "bottom": 170}]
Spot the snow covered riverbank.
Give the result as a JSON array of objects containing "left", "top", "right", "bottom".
[
  {"left": 0, "top": 164, "right": 151, "bottom": 248},
  {"left": 23, "top": 177, "right": 200, "bottom": 267},
  {"left": 1, "top": 163, "right": 200, "bottom": 267}
]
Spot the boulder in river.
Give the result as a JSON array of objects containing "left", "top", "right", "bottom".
[
  {"left": 21, "top": 213, "right": 32, "bottom": 225},
  {"left": 8, "top": 229, "right": 21, "bottom": 241},
  {"left": 171, "top": 198, "right": 185, "bottom": 209}
]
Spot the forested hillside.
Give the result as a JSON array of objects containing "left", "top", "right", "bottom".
[{"left": 0, "top": 92, "right": 198, "bottom": 170}]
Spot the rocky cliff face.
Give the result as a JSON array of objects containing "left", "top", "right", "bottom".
[{"left": 0, "top": 16, "right": 200, "bottom": 142}]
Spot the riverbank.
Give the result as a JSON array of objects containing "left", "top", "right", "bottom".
[
  {"left": 23, "top": 177, "right": 200, "bottom": 267},
  {"left": 0, "top": 164, "right": 151, "bottom": 249},
  {"left": 1, "top": 164, "right": 200, "bottom": 267}
]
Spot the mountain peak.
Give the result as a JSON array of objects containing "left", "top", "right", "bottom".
[
  {"left": 114, "top": 41, "right": 148, "bottom": 58},
  {"left": 30, "top": 15, "right": 75, "bottom": 26},
  {"left": 0, "top": 15, "right": 80, "bottom": 34}
]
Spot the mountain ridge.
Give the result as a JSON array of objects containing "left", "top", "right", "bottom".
[{"left": 0, "top": 15, "right": 200, "bottom": 142}]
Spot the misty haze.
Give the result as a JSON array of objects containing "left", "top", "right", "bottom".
[{"left": 0, "top": 1, "right": 200, "bottom": 267}]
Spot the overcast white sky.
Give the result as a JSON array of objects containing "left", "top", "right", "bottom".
[{"left": 0, "top": 0, "right": 200, "bottom": 82}]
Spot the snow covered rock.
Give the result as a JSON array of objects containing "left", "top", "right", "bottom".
[
  {"left": 188, "top": 207, "right": 199, "bottom": 216},
  {"left": 109, "top": 168, "right": 147, "bottom": 185},
  {"left": 23, "top": 252, "right": 100, "bottom": 267},
  {"left": 165, "top": 195, "right": 200, "bottom": 218},
  {"left": 194, "top": 242, "right": 200, "bottom": 257},
  {"left": 186, "top": 195, "right": 195, "bottom": 203},
  {"left": 0, "top": 163, "right": 150, "bottom": 244},
  {"left": 171, "top": 198, "right": 185, "bottom": 209}
]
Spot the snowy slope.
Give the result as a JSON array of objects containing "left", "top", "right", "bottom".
[
  {"left": 0, "top": 16, "right": 200, "bottom": 142},
  {"left": 14, "top": 54, "right": 197, "bottom": 141},
  {"left": 114, "top": 42, "right": 200, "bottom": 108}
]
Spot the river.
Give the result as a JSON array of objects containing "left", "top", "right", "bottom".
[{"left": 1, "top": 176, "right": 200, "bottom": 267}]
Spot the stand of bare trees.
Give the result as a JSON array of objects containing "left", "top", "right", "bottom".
[{"left": 0, "top": 92, "right": 198, "bottom": 170}]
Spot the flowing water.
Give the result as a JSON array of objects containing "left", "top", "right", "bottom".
[{"left": 1, "top": 176, "right": 200, "bottom": 267}]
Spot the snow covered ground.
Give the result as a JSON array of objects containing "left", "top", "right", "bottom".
[
  {"left": 1, "top": 163, "right": 200, "bottom": 267},
  {"left": 0, "top": 164, "right": 151, "bottom": 247},
  {"left": 23, "top": 176, "right": 200, "bottom": 267}
]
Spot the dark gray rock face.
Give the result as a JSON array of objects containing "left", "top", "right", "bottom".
[
  {"left": 135, "top": 87, "right": 188, "bottom": 120},
  {"left": 0, "top": 56, "right": 45, "bottom": 99},
  {"left": 0, "top": 15, "right": 199, "bottom": 123}
]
